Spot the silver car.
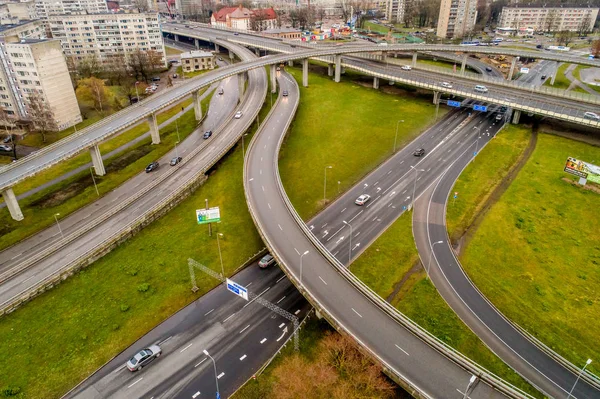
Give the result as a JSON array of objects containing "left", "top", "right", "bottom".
[
  {"left": 126, "top": 344, "right": 162, "bottom": 371},
  {"left": 234, "top": 111, "right": 243, "bottom": 119}
]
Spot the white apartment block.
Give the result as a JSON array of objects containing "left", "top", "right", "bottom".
[
  {"left": 0, "top": 19, "right": 45, "bottom": 39},
  {"left": 0, "top": 1, "right": 37, "bottom": 25},
  {"left": 47, "top": 12, "right": 166, "bottom": 67},
  {"left": 437, "top": 0, "right": 478, "bottom": 38},
  {"left": 385, "top": 0, "right": 405, "bottom": 24},
  {"left": 35, "top": 0, "right": 108, "bottom": 18},
  {"left": 0, "top": 37, "right": 81, "bottom": 129},
  {"left": 498, "top": 6, "right": 599, "bottom": 33}
]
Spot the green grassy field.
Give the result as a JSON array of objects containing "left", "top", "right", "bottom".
[
  {"left": 544, "top": 63, "right": 571, "bottom": 90},
  {"left": 446, "top": 125, "right": 532, "bottom": 240},
  {"left": 0, "top": 93, "right": 271, "bottom": 399},
  {"left": 165, "top": 46, "right": 183, "bottom": 55},
  {"left": 0, "top": 95, "right": 209, "bottom": 250},
  {"left": 279, "top": 67, "right": 443, "bottom": 219},
  {"left": 363, "top": 21, "right": 390, "bottom": 34},
  {"left": 417, "top": 59, "right": 456, "bottom": 70},
  {"left": 459, "top": 132, "right": 600, "bottom": 376}
]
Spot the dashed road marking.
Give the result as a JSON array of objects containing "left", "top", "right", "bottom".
[
  {"left": 278, "top": 224, "right": 283, "bottom": 231},
  {"left": 294, "top": 247, "right": 300, "bottom": 255},
  {"left": 276, "top": 275, "right": 286, "bottom": 283},
  {"left": 128, "top": 377, "right": 143, "bottom": 388},
  {"left": 217, "top": 372, "right": 225, "bottom": 379},
  {"left": 223, "top": 313, "right": 235, "bottom": 323},
  {"left": 319, "top": 276, "right": 328, "bottom": 285},
  {"left": 260, "top": 338, "right": 267, "bottom": 344},
  {"left": 240, "top": 325, "right": 251, "bottom": 334},
  {"left": 180, "top": 343, "right": 192, "bottom": 353},
  {"left": 395, "top": 344, "right": 410, "bottom": 356},
  {"left": 240, "top": 354, "right": 247, "bottom": 361},
  {"left": 279, "top": 323, "right": 285, "bottom": 328},
  {"left": 341, "top": 208, "right": 346, "bottom": 213},
  {"left": 194, "top": 359, "right": 207, "bottom": 368},
  {"left": 351, "top": 308, "right": 363, "bottom": 318},
  {"left": 193, "top": 391, "right": 201, "bottom": 398},
  {"left": 276, "top": 295, "right": 286, "bottom": 304},
  {"left": 204, "top": 309, "right": 214, "bottom": 316}
]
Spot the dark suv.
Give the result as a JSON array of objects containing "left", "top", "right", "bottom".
[
  {"left": 145, "top": 161, "right": 159, "bottom": 173},
  {"left": 413, "top": 148, "right": 425, "bottom": 157}
]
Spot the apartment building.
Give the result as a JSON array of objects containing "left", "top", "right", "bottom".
[
  {"left": 385, "top": 0, "right": 405, "bottom": 24},
  {"left": 0, "top": 1, "right": 37, "bottom": 25},
  {"left": 0, "top": 37, "right": 81, "bottom": 130},
  {"left": 0, "top": 19, "right": 45, "bottom": 39},
  {"left": 35, "top": 0, "right": 108, "bottom": 18},
  {"left": 180, "top": 50, "right": 215, "bottom": 72},
  {"left": 498, "top": 6, "right": 599, "bottom": 33},
  {"left": 437, "top": 0, "right": 478, "bottom": 38},
  {"left": 210, "top": 5, "right": 277, "bottom": 31},
  {"left": 47, "top": 12, "right": 166, "bottom": 67}
]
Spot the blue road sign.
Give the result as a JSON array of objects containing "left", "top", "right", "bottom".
[
  {"left": 473, "top": 105, "right": 488, "bottom": 112},
  {"left": 447, "top": 100, "right": 461, "bottom": 107},
  {"left": 226, "top": 278, "right": 248, "bottom": 301},
  {"left": 216, "top": 393, "right": 221, "bottom": 399}
]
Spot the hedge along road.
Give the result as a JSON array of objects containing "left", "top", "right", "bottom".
[{"left": 0, "top": 41, "right": 266, "bottom": 315}]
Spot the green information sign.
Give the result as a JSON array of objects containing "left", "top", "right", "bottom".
[{"left": 196, "top": 207, "right": 221, "bottom": 224}]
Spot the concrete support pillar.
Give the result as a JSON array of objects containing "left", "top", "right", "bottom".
[
  {"left": 461, "top": 54, "right": 467, "bottom": 75},
  {"left": 389, "top": 80, "right": 394, "bottom": 85},
  {"left": 334, "top": 54, "right": 341, "bottom": 83},
  {"left": 288, "top": 60, "right": 293, "bottom": 67},
  {"left": 316, "top": 310, "right": 324, "bottom": 319},
  {"left": 2, "top": 188, "right": 23, "bottom": 221},
  {"left": 551, "top": 73, "right": 556, "bottom": 85},
  {"left": 302, "top": 58, "right": 309, "bottom": 87},
  {"left": 254, "top": 48, "right": 260, "bottom": 57},
  {"left": 270, "top": 64, "right": 277, "bottom": 93},
  {"left": 214, "top": 43, "right": 220, "bottom": 52},
  {"left": 229, "top": 50, "right": 234, "bottom": 60},
  {"left": 412, "top": 52, "right": 418, "bottom": 67},
  {"left": 433, "top": 91, "right": 440, "bottom": 105},
  {"left": 382, "top": 52, "right": 388, "bottom": 64},
  {"left": 508, "top": 57, "right": 517, "bottom": 80},
  {"left": 148, "top": 113, "right": 160, "bottom": 144},
  {"left": 193, "top": 90, "right": 202, "bottom": 121},
  {"left": 174, "top": 34, "right": 179, "bottom": 42},
  {"left": 341, "top": 66, "right": 346, "bottom": 74},
  {"left": 238, "top": 72, "right": 246, "bottom": 96},
  {"left": 512, "top": 109, "right": 521, "bottom": 124},
  {"left": 328, "top": 64, "right": 333, "bottom": 77},
  {"left": 373, "top": 76, "right": 379, "bottom": 89},
  {"left": 89, "top": 144, "right": 106, "bottom": 176},
  {"left": 194, "top": 38, "right": 199, "bottom": 49}
]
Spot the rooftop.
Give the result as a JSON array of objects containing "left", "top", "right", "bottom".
[
  {"left": 262, "top": 27, "right": 301, "bottom": 34},
  {"left": 0, "top": 19, "right": 38, "bottom": 33},
  {"left": 180, "top": 50, "right": 214, "bottom": 59}
]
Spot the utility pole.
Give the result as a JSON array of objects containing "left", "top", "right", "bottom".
[{"left": 205, "top": 198, "right": 211, "bottom": 236}]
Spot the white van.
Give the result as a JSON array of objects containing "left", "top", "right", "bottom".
[{"left": 474, "top": 85, "right": 488, "bottom": 93}]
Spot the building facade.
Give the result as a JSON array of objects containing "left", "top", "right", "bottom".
[
  {"left": 385, "top": 0, "right": 405, "bottom": 24},
  {"left": 210, "top": 5, "right": 277, "bottom": 31},
  {"left": 180, "top": 50, "right": 215, "bottom": 72},
  {"left": 0, "top": 1, "right": 37, "bottom": 25},
  {"left": 0, "top": 37, "right": 81, "bottom": 130},
  {"left": 0, "top": 20, "right": 45, "bottom": 40},
  {"left": 35, "top": 0, "right": 108, "bottom": 18},
  {"left": 47, "top": 12, "right": 166, "bottom": 67},
  {"left": 437, "top": 0, "right": 478, "bottom": 38},
  {"left": 261, "top": 27, "right": 301, "bottom": 39},
  {"left": 498, "top": 6, "right": 599, "bottom": 33}
]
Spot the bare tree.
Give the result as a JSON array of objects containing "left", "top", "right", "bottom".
[
  {"left": 556, "top": 30, "right": 576, "bottom": 46},
  {"left": 592, "top": 39, "right": 600, "bottom": 57},
  {"left": 133, "top": 0, "right": 149, "bottom": 12},
  {"left": 74, "top": 54, "right": 103, "bottom": 80},
  {"left": 0, "top": 107, "right": 16, "bottom": 160},
  {"left": 27, "top": 92, "right": 58, "bottom": 143},
  {"left": 76, "top": 77, "right": 108, "bottom": 113},
  {"left": 250, "top": 7, "right": 268, "bottom": 31},
  {"left": 577, "top": 13, "right": 592, "bottom": 36},
  {"left": 544, "top": 9, "right": 559, "bottom": 33},
  {"left": 128, "top": 49, "right": 166, "bottom": 82}
]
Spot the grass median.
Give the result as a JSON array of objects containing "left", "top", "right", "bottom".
[
  {"left": 544, "top": 63, "right": 571, "bottom": 90},
  {"left": 0, "top": 95, "right": 209, "bottom": 250},
  {"left": 0, "top": 90, "right": 271, "bottom": 399}
]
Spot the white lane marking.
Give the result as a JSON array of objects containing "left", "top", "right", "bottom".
[
  {"left": 193, "top": 391, "right": 201, "bottom": 398},
  {"left": 336, "top": 236, "right": 345, "bottom": 244},
  {"left": 351, "top": 308, "right": 363, "bottom": 318},
  {"left": 387, "top": 170, "right": 392, "bottom": 174},
  {"left": 249, "top": 178, "right": 253, "bottom": 181},
  {"left": 204, "top": 309, "right": 214, "bottom": 316},
  {"left": 395, "top": 344, "right": 410, "bottom": 356},
  {"left": 260, "top": 169, "right": 262, "bottom": 175},
  {"left": 243, "top": 287, "right": 270, "bottom": 308},
  {"left": 400, "top": 160, "right": 405, "bottom": 164},
  {"left": 180, "top": 343, "right": 193, "bottom": 353},
  {"left": 341, "top": 207, "right": 346, "bottom": 213},
  {"left": 279, "top": 323, "right": 285, "bottom": 328},
  {"left": 294, "top": 247, "right": 300, "bottom": 255},
  {"left": 10, "top": 253, "right": 21, "bottom": 260},
  {"left": 276, "top": 275, "right": 286, "bottom": 283},
  {"left": 348, "top": 210, "right": 363, "bottom": 223},
  {"left": 333, "top": 250, "right": 339, "bottom": 256},
  {"left": 240, "top": 354, "right": 247, "bottom": 361},
  {"left": 277, "top": 326, "right": 288, "bottom": 342},
  {"left": 354, "top": 232, "right": 361, "bottom": 237},
  {"left": 217, "top": 372, "right": 225, "bottom": 379},
  {"left": 319, "top": 276, "right": 328, "bottom": 285},
  {"left": 268, "top": 203, "right": 271, "bottom": 209},
  {"left": 113, "top": 365, "right": 126, "bottom": 374},
  {"left": 326, "top": 226, "right": 345, "bottom": 242},
  {"left": 277, "top": 295, "right": 286, "bottom": 304},
  {"left": 261, "top": 185, "right": 265, "bottom": 192},
  {"left": 322, "top": 223, "right": 328, "bottom": 228},
  {"left": 246, "top": 282, "right": 253, "bottom": 287},
  {"left": 374, "top": 181, "right": 379, "bottom": 186},
  {"left": 278, "top": 224, "right": 283, "bottom": 231},
  {"left": 128, "top": 377, "right": 143, "bottom": 388},
  {"left": 158, "top": 336, "right": 172, "bottom": 345},
  {"left": 240, "top": 325, "right": 251, "bottom": 334},
  {"left": 195, "top": 358, "right": 207, "bottom": 367},
  {"left": 223, "top": 313, "right": 235, "bottom": 322},
  {"left": 294, "top": 309, "right": 300, "bottom": 315},
  {"left": 260, "top": 338, "right": 267, "bottom": 344}
]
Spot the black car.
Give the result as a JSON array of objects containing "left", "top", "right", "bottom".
[
  {"left": 282, "top": 90, "right": 288, "bottom": 97},
  {"left": 536, "top": 44, "right": 543, "bottom": 49},
  {"left": 541, "top": 74, "right": 547, "bottom": 80},
  {"left": 145, "top": 161, "right": 159, "bottom": 173},
  {"left": 485, "top": 66, "right": 493, "bottom": 72},
  {"left": 234, "top": 32, "right": 239, "bottom": 36},
  {"left": 500, "top": 106, "right": 508, "bottom": 113},
  {"left": 170, "top": 156, "right": 182, "bottom": 166},
  {"left": 413, "top": 148, "right": 425, "bottom": 157},
  {"left": 203, "top": 130, "right": 212, "bottom": 139}
]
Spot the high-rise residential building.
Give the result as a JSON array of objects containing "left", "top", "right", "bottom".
[
  {"left": 35, "top": 0, "right": 108, "bottom": 18},
  {"left": 437, "top": 0, "right": 478, "bottom": 38},
  {"left": 0, "top": 36, "right": 81, "bottom": 129},
  {"left": 46, "top": 12, "right": 166, "bottom": 67},
  {"left": 385, "top": 0, "right": 405, "bottom": 24},
  {"left": 0, "top": 20, "right": 45, "bottom": 40},
  {"left": 498, "top": 6, "right": 599, "bottom": 33},
  {"left": 0, "top": 1, "right": 37, "bottom": 25}
]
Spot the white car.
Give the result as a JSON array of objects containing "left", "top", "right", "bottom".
[
  {"left": 583, "top": 111, "right": 600, "bottom": 121},
  {"left": 401, "top": 65, "right": 412, "bottom": 71},
  {"left": 355, "top": 194, "right": 371, "bottom": 206},
  {"left": 0, "top": 144, "right": 11, "bottom": 152},
  {"left": 126, "top": 344, "right": 162, "bottom": 371},
  {"left": 474, "top": 85, "right": 488, "bottom": 93},
  {"left": 234, "top": 111, "right": 243, "bottom": 119},
  {"left": 440, "top": 82, "right": 452, "bottom": 88}
]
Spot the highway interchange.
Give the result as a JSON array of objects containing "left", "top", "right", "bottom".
[{"left": 1, "top": 24, "right": 599, "bottom": 399}]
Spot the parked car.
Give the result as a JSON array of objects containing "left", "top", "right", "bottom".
[
  {"left": 413, "top": 148, "right": 425, "bottom": 157},
  {"left": 234, "top": 111, "right": 243, "bottom": 119},
  {"left": 439, "top": 81, "right": 452, "bottom": 88},
  {"left": 126, "top": 345, "right": 162, "bottom": 372},
  {"left": 583, "top": 111, "right": 600, "bottom": 121},
  {"left": 218, "top": 57, "right": 223, "bottom": 61},
  {"left": 2, "top": 135, "right": 11, "bottom": 143},
  {"left": 355, "top": 194, "right": 371, "bottom": 206},
  {"left": 203, "top": 130, "right": 212, "bottom": 139},
  {"left": 145, "top": 161, "right": 159, "bottom": 173},
  {"left": 259, "top": 254, "right": 276, "bottom": 268},
  {"left": 218, "top": 88, "right": 224, "bottom": 95},
  {"left": 152, "top": 76, "right": 160, "bottom": 82},
  {"left": 401, "top": 65, "right": 412, "bottom": 71},
  {"left": 282, "top": 90, "right": 288, "bottom": 97},
  {"left": 474, "top": 85, "right": 488, "bottom": 93},
  {"left": 172, "top": 73, "right": 178, "bottom": 79},
  {"left": 170, "top": 156, "right": 182, "bottom": 166},
  {"left": 0, "top": 144, "right": 12, "bottom": 152}
]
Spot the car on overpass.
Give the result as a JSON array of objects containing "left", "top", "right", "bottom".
[
  {"left": 170, "top": 156, "right": 182, "bottom": 166},
  {"left": 584, "top": 111, "right": 600, "bottom": 121},
  {"left": 401, "top": 65, "right": 412, "bottom": 71},
  {"left": 439, "top": 81, "right": 453, "bottom": 89},
  {"left": 235, "top": 111, "right": 243, "bottom": 119}
]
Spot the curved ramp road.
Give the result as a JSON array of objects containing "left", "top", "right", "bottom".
[
  {"left": 245, "top": 71, "right": 514, "bottom": 398},
  {"left": 412, "top": 141, "right": 600, "bottom": 397}
]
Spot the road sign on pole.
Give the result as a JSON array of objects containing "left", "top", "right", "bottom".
[
  {"left": 447, "top": 100, "right": 461, "bottom": 107},
  {"left": 226, "top": 278, "right": 248, "bottom": 301},
  {"left": 196, "top": 207, "right": 221, "bottom": 224},
  {"left": 473, "top": 105, "right": 488, "bottom": 112}
]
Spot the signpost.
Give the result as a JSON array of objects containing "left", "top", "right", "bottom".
[
  {"left": 226, "top": 278, "right": 248, "bottom": 301},
  {"left": 453, "top": 191, "right": 458, "bottom": 206},
  {"left": 447, "top": 100, "right": 461, "bottom": 107},
  {"left": 473, "top": 104, "right": 488, "bottom": 112},
  {"left": 196, "top": 207, "right": 221, "bottom": 224},
  {"left": 520, "top": 67, "right": 530, "bottom": 74}
]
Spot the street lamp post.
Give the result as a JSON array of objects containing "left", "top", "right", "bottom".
[
  {"left": 53, "top": 213, "right": 64, "bottom": 239},
  {"left": 241, "top": 133, "right": 248, "bottom": 159},
  {"left": 216, "top": 233, "right": 225, "bottom": 279},
  {"left": 134, "top": 81, "right": 140, "bottom": 103},
  {"left": 89, "top": 167, "right": 99, "bottom": 196},
  {"left": 394, "top": 119, "right": 404, "bottom": 153},
  {"left": 463, "top": 375, "right": 477, "bottom": 399},
  {"left": 426, "top": 240, "right": 444, "bottom": 280},
  {"left": 323, "top": 165, "right": 332, "bottom": 202},
  {"left": 566, "top": 359, "right": 592, "bottom": 399},
  {"left": 174, "top": 141, "right": 180, "bottom": 159},
  {"left": 299, "top": 250, "right": 309, "bottom": 285},
  {"left": 343, "top": 220, "right": 352, "bottom": 264},
  {"left": 176, "top": 119, "right": 181, "bottom": 142},
  {"left": 474, "top": 126, "right": 481, "bottom": 155},
  {"left": 203, "top": 350, "right": 220, "bottom": 399},
  {"left": 410, "top": 165, "right": 425, "bottom": 208}
]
